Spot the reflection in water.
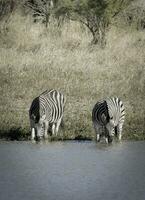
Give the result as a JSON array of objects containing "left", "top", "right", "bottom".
[{"left": 0, "top": 140, "right": 145, "bottom": 200}]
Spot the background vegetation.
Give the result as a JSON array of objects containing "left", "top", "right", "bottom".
[{"left": 0, "top": 0, "right": 145, "bottom": 140}]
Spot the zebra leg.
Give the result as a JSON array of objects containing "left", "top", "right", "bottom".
[
  {"left": 118, "top": 134, "right": 122, "bottom": 141},
  {"left": 96, "top": 134, "right": 100, "bottom": 142},
  {"left": 52, "top": 123, "right": 56, "bottom": 135},
  {"left": 31, "top": 128, "right": 35, "bottom": 140},
  {"left": 105, "top": 137, "right": 108, "bottom": 144},
  {"left": 104, "top": 127, "right": 109, "bottom": 144},
  {"left": 117, "top": 124, "right": 123, "bottom": 141},
  {"left": 44, "top": 121, "right": 49, "bottom": 139},
  {"left": 55, "top": 118, "right": 62, "bottom": 136},
  {"left": 30, "top": 119, "right": 35, "bottom": 140}
]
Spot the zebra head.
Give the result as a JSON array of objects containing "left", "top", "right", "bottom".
[
  {"left": 35, "top": 114, "right": 46, "bottom": 140},
  {"left": 35, "top": 123, "right": 44, "bottom": 141},
  {"left": 30, "top": 114, "right": 46, "bottom": 141},
  {"left": 105, "top": 116, "right": 115, "bottom": 143}
]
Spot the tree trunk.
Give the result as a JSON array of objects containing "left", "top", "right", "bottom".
[
  {"left": 98, "top": 26, "right": 106, "bottom": 48},
  {"left": 91, "top": 30, "right": 99, "bottom": 44},
  {"left": 45, "top": 14, "right": 50, "bottom": 28},
  {"left": 90, "top": 28, "right": 106, "bottom": 48}
]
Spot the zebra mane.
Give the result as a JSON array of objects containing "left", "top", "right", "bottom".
[{"left": 40, "top": 89, "right": 55, "bottom": 96}]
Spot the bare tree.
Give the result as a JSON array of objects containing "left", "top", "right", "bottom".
[
  {"left": 0, "top": 0, "right": 15, "bottom": 21},
  {"left": 55, "top": 0, "right": 133, "bottom": 47},
  {"left": 122, "top": 5, "right": 145, "bottom": 30},
  {"left": 25, "top": 0, "right": 54, "bottom": 27}
]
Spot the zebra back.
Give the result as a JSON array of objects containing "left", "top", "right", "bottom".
[
  {"left": 39, "top": 89, "right": 66, "bottom": 123},
  {"left": 92, "top": 100, "right": 110, "bottom": 126},
  {"left": 106, "top": 97, "right": 125, "bottom": 126},
  {"left": 29, "top": 96, "right": 40, "bottom": 123}
]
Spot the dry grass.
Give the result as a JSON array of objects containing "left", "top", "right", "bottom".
[{"left": 0, "top": 11, "right": 145, "bottom": 140}]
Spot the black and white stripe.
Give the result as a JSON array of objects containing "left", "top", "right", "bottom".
[
  {"left": 92, "top": 97, "right": 125, "bottom": 143},
  {"left": 29, "top": 89, "right": 66, "bottom": 140}
]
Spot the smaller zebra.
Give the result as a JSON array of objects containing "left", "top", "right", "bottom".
[
  {"left": 92, "top": 97, "right": 125, "bottom": 143},
  {"left": 29, "top": 89, "right": 66, "bottom": 140}
]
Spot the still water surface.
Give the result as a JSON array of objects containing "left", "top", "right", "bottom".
[{"left": 0, "top": 140, "right": 145, "bottom": 200}]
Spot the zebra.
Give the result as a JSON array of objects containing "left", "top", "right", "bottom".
[
  {"left": 92, "top": 97, "right": 125, "bottom": 143},
  {"left": 29, "top": 89, "right": 66, "bottom": 140}
]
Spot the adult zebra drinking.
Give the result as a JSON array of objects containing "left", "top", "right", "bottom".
[
  {"left": 29, "top": 89, "right": 66, "bottom": 140},
  {"left": 92, "top": 97, "right": 125, "bottom": 143}
]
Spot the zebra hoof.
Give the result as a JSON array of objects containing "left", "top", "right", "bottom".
[
  {"left": 44, "top": 135, "right": 49, "bottom": 139},
  {"left": 36, "top": 136, "right": 42, "bottom": 141},
  {"left": 108, "top": 136, "right": 113, "bottom": 143}
]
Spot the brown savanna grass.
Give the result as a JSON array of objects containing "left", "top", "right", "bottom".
[{"left": 0, "top": 11, "right": 145, "bottom": 140}]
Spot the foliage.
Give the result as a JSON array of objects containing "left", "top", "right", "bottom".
[
  {"left": 54, "top": 0, "right": 134, "bottom": 46},
  {"left": 25, "top": 0, "right": 54, "bottom": 27},
  {"left": 0, "top": 0, "right": 15, "bottom": 21},
  {"left": 121, "top": 5, "right": 145, "bottom": 30},
  {"left": 23, "top": 0, "right": 134, "bottom": 45}
]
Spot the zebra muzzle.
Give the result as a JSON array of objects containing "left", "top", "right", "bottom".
[{"left": 35, "top": 136, "right": 43, "bottom": 141}]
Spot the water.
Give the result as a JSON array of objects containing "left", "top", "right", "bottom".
[{"left": 0, "top": 140, "right": 145, "bottom": 200}]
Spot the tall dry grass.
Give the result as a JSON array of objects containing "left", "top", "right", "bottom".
[{"left": 0, "top": 10, "right": 145, "bottom": 140}]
